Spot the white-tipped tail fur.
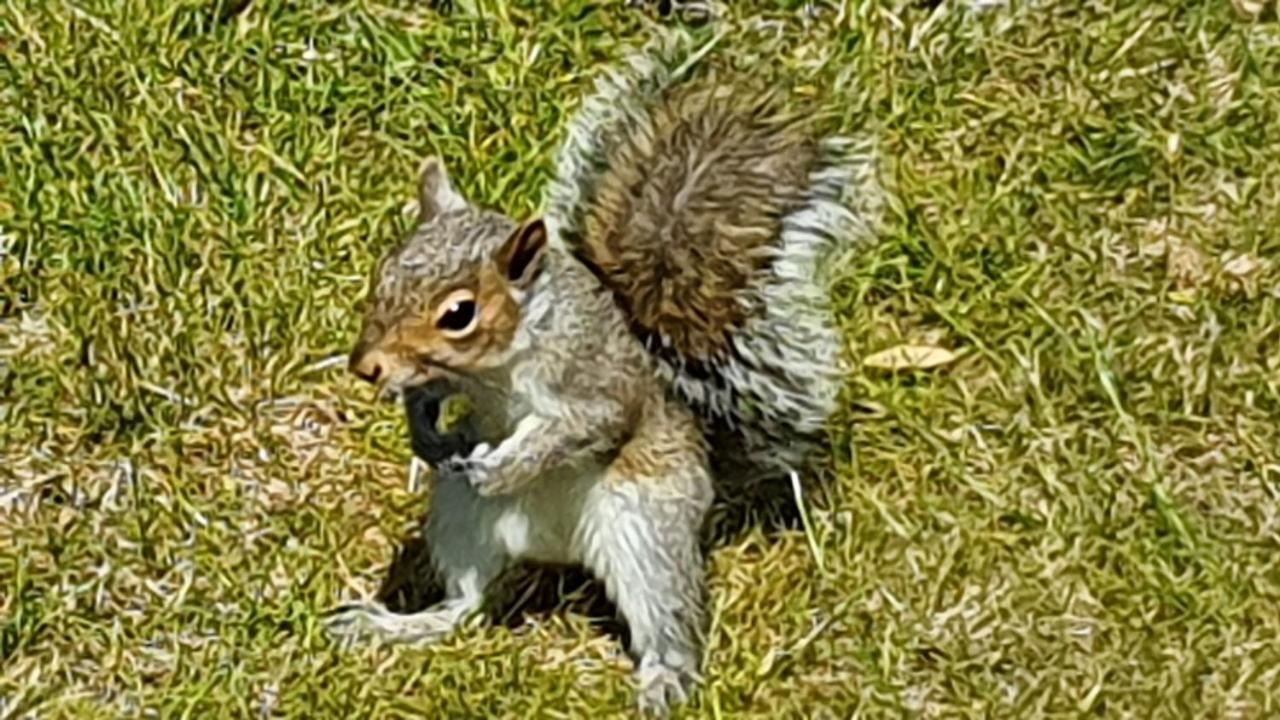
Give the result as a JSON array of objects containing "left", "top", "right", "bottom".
[
  {"left": 543, "top": 30, "right": 886, "bottom": 478},
  {"left": 544, "top": 31, "right": 705, "bottom": 251}
]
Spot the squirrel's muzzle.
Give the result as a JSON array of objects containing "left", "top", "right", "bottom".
[
  {"left": 348, "top": 340, "right": 443, "bottom": 394},
  {"left": 348, "top": 344, "right": 390, "bottom": 385}
]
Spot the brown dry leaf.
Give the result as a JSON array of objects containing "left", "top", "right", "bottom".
[{"left": 863, "top": 344, "right": 959, "bottom": 371}]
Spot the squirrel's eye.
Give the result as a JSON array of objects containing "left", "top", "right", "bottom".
[
  {"left": 435, "top": 290, "right": 479, "bottom": 337},
  {"left": 438, "top": 301, "right": 475, "bottom": 330}
]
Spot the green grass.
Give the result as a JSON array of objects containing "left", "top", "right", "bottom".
[{"left": 3, "top": 0, "right": 1280, "bottom": 717}]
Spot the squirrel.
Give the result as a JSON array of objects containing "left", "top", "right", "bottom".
[{"left": 326, "top": 30, "right": 882, "bottom": 717}]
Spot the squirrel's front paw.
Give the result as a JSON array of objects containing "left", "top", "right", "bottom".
[
  {"left": 441, "top": 443, "right": 533, "bottom": 497},
  {"left": 473, "top": 455, "right": 533, "bottom": 498},
  {"left": 440, "top": 444, "right": 511, "bottom": 497}
]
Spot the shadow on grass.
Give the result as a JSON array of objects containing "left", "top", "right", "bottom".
[{"left": 370, "top": 476, "right": 813, "bottom": 643}]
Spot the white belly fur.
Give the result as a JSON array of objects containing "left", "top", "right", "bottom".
[{"left": 478, "top": 459, "right": 609, "bottom": 566}]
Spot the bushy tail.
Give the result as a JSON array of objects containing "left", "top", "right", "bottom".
[{"left": 543, "top": 30, "right": 885, "bottom": 478}]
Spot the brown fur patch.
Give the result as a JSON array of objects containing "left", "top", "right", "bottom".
[
  {"left": 472, "top": 263, "right": 521, "bottom": 359},
  {"left": 578, "top": 77, "right": 820, "bottom": 361},
  {"left": 398, "top": 264, "right": 519, "bottom": 373},
  {"left": 606, "top": 398, "right": 708, "bottom": 488},
  {"left": 349, "top": 262, "right": 521, "bottom": 384}
]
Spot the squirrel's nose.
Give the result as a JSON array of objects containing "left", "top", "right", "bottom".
[{"left": 348, "top": 346, "right": 388, "bottom": 385}]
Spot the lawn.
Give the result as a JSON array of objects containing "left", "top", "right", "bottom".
[{"left": 3, "top": 0, "right": 1280, "bottom": 717}]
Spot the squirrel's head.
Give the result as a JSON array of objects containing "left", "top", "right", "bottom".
[{"left": 348, "top": 157, "right": 548, "bottom": 395}]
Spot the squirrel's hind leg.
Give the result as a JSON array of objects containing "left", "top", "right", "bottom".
[
  {"left": 324, "top": 597, "right": 477, "bottom": 646},
  {"left": 326, "top": 473, "right": 511, "bottom": 647},
  {"left": 579, "top": 407, "right": 714, "bottom": 716}
]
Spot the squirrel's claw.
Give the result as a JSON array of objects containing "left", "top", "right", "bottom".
[
  {"left": 635, "top": 654, "right": 696, "bottom": 717},
  {"left": 437, "top": 443, "right": 519, "bottom": 497},
  {"left": 465, "top": 452, "right": 519, "bottom": 498}
]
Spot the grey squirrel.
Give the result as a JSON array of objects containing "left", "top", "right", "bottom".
[{"left": 327, "top": 30, "right": 883, "bottom": 716}]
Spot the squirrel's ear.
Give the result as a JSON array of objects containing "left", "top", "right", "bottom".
[
  {"left": 417, "top": 156, "right": 469, "bottom": 224},
  {"left": 497, "top": 218, "right": 548, "bottom": 288}
]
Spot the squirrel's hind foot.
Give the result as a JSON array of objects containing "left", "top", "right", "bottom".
[
  {"left": 635, "top": 650, "right": 698, "bottom": 717},
  {"left": 323, "top": 599, "right": 474, "bottom": 647}
]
